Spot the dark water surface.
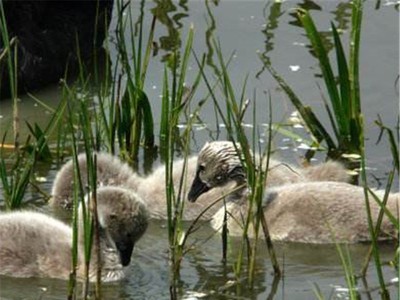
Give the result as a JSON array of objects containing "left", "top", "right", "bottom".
[{"left": 0, "top": 1, "right": 398, "bottom": 299}]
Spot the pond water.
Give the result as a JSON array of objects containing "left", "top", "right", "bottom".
[
  {"left": 0, "top": 221, "right": 398, "bottom": 300},
  {"left": 0, "top": 0, "right": 399, "bottom": 299}
]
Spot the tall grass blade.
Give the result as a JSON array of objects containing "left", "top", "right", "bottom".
[
  {"left": 0, "top": 1, "right": 17, "bottom": 100},
  {"left": 157, "top": 25, "right": 197, "bottom": 298},
  {"left": 349, "top": 0, "right": 362, "bottom": 118},
  {"left": 334, "top": 243, "right": 360, "bottom": 300},
  {"left": 196, "top": 38, "right": 281, "bottom": 281},
  {"left": 259, "top": 57, "right": 336, "bottom": 152},
  {"left": 359, "top": 127, "right": 390, "bottom": 299},
  {"left": 261, "top": 0, "right": 364, "bottom": 168},
  {"left": 298, "top": 9, "right": 343, "bottom": 133},
  {"left": 375, "top": 117, "right": 399, "bottom": 174},
  {"left": 361, "top": 169, "right": 397, "bottom": 277}
]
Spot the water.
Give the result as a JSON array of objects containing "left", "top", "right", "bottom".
[
  {"left": 0, "top": 221, "right": 397, "bottom": 299},
  {"left": 0, "top": 1, "right": 398, "bottom": 299}
]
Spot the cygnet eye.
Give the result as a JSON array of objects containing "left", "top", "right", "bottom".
[
  {"left": 198, "top": 165, "right": 205, "bottom": 172},
  {"left": 216, "top": 175, "right": 223, "bottom": 182}
]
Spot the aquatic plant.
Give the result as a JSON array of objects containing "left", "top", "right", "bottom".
[
  {"left": 66, "top": 97, "right": 102, "bottom": 299},
  {"left": 260, "top": 0, "right": 364, "bottom": 176},
  {"left": 108, "top": 0, "right": 155, "bottom": 164},
  {"left": 0, "top": 1, "right": 17, "bottom": 101},
  {"left": 160, "top": 25, "right": 201, "bottom": 298},
  {"left": 0, "top": 95, "right": 67, "bottom": 209},
  {"left": 335, "top": 243, "right": 360, "bottom": 300},
  {"left": 195, "top": 37, "right": 281, "bottom": 285},
  {"left": 0, "top": 1, "right": 398, "bottom": 299}
]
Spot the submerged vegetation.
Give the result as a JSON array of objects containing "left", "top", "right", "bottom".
[{"left": 0, "top": 0, "right": 398, "bottom": 299}]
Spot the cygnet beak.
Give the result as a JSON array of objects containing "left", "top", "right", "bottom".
[
  {"left": 115, "top": 240, "right": 134, "bottom": 266},
  {"left": 188, "top": 173, "right": 210, "bottom": 203}
]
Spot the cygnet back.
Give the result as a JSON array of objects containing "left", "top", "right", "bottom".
[
  {"left": 136, "top": 157, "right": 231, "bottom": 220},
  {"left": 210, "top": 181, "right": 399, "bottom": 243},
  {"left": 0, "top": 211, "right": 73, "bottom": 279},
  {"left": 266, "top": 159, "right": 351, "bottom": 186},
  {"left": 50, "top": 152, "right": 144, "bottom": 209}
]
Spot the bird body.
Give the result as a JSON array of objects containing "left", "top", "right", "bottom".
[
  {"left": 0, "top": 211, "right": 73, "bottom": 280},
  {"left": 0, "top": 186, "right": 148, "bottom": 281},
  {"left": 189, "top": 141, "right": 399, "bottom": 243},
  {"left": 210, "top": 181, "right": 399, "bottom": 243},
  {"left": 51, "top": 148, "right": 350, "bottom": 222},
  {"left": 135, "top": 157, "right": 230, "bottom": 220},
  {"left": 50, "top": 153, "right": 145, "bottom": 209},
  {"left": 51, "top": 154, "right": 230, "bottom": 220}
]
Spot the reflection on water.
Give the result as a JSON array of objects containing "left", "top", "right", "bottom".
[
  {"left": 151, "top": 0, "right": 188, "bottom": 63},
  {"left": 0, "top": 1, "right": 399, "bottom": 299}
]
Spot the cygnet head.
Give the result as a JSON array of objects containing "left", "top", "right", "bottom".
[
  {"left": 188, "top": 141, "right": 245, "bottom": 202},
  {"left": 91, "top": 186, "right": 148, "bottom": 267}
]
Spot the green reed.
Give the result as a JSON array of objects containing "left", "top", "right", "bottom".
[
  {"left": 358, "top": 121, "right": 399, "bottom": 299},
  {"left": 260, "top": 0, "right": 396, "bottom": 296},
  {"left": 66, "top": 93, "right": 102, "bottom": 299},
  {"left": 106, "top": 0, "right": 155, "bottom": 162},
  {"left": 0, "top": 93, "right": 67, "bottom": 209},
  {"left": 159, "top": 25, "right": 198, "bottom": 298},
  {"left": 336, "top": 244, "right": 360, "bottom": 300},
  {"left": 375, "top": 117, "right": 399, "bottom": 174},
  {"left": 360, "top": 170, "right": 397, "bottom": 273},
  {"left": 0, "top": 139, "right": 33, "bottom": 209},
  {"left": 0, "top": 1, "right": 17, "bottom": 102},
  {"left": 60, "top": 36, "right": 108, "bottom": 296},
  {"left": 195, "top": 37, "right": 281, "bottom": 284},
  {"left": 261, "top": 0, "right": 364, "bottom": 175}
]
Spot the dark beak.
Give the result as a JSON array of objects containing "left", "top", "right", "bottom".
[
  {"left": 188, "top": 173, "right": 210, "bottom": 203},
  {"left": 115, "top": 240, "right": 134, "bottom": 266}
]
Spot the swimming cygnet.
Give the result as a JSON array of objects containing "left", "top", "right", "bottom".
[
  {"left": 0, "top": 186, "right": 148, "bottom": 281},
  {"left": 134, "top": 156, "right": 234, "bottom": 220},
  {"left": 51, "top": 142, "right": 349, "bottom": 221},
  {"left": 188, "top": 141, "right": 399, "bottom": 243},
  {"left": 50, "top": 152, "right": 145, "bottom": 209},
  {"left": 51, "top": 152, "right": 232, "bottom": 220},
  {"left": 134, "top": 141, "right": 350, "bottom": 220}
]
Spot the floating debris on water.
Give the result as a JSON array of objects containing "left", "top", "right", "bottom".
[
  {"left": 182, "top": 291, "right": 208, "bottom": 300},
  {"left": 177, "top": 123, "right": 207, "bottom": 131},
  {"left": 35, "top": 176, "right": 47, "bottom": 183},
  {"left": 293, "top": 41, "right": 306, "bottom": 46},
  {"left": 289, "top": 65, "right": 300, "bottom": 72},
  {"left": 297, "top": 143, "right": 319, "bottom": 150},
  {"left": 194, "top": 124, "right": 207, "bottom": 131},
  {"left": 341, "top": 153, "right": 362, "bottom": 160},
  {"left": 383, "top": 1, "right": 400, "bottom": 6}
]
